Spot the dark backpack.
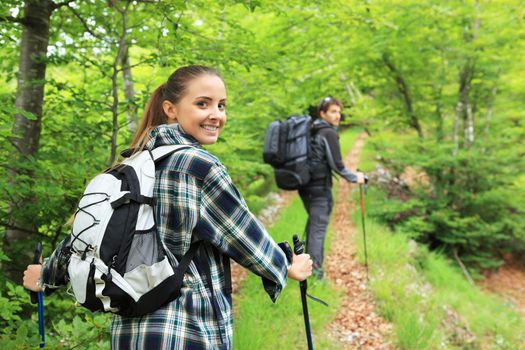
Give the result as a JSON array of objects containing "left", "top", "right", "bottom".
[{"left": 263, "top": 115, "right": 312, "bottom": 190}]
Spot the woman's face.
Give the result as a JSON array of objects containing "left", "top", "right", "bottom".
[
  {"left": 320, "top": 104, "right": 341, "bottom": 127},
  {"left": 164, "top": 74, "right": 227, "bottom": 145}
]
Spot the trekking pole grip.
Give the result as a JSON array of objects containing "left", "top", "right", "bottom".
[
  {"left": 292, "top": 234, "right": 304, "bottom": 255},
  {"left": 30, "top": 242, "right": 42, "bottom": 304}
]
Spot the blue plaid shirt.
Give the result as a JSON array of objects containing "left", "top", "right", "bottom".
[{"left": 41, "top": 123, "right": 290, "bottom": 349}]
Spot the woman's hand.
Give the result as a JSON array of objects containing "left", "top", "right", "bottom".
[
  {"left": 23, "top": 264, "right": 43, "bottom": 292},
  {"left": 288, "top": 253, "right": 313, "bottom": 281}
]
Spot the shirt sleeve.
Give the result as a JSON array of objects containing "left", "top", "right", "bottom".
[
  {"left": 321, "top": 128, "right": 358, "bottom": 183},
  {"left": 196, "top": 162, "right": 290, "bottom": 302},
  {"left": 40, "top": 235, "right": 71, "bottom": 295}
]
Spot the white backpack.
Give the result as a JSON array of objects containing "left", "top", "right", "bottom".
[{"left": 65, "top": 145, "right": 203, "bottom": 316}]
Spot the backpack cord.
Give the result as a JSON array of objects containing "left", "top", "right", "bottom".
[{"left": 69, "top": 193, "right": 110, "bottom": 251}]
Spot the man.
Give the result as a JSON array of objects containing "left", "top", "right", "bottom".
[{"left": 299, "top": 97, "right": 365, "bottom": 279}]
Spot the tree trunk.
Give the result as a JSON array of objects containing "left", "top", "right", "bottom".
[
  {"left": 454, "top": 60, "right": 473, "bottom": 154},
  {"left": 464, "top": 99, "right": 474, "bottom": 148},
  {"left": 453, "top": 101, "right": 461, "bottom": 156},
  {"left": 433, "top": 85, "right": 444, "bottom": 142},
  {"left": 464, "top": 1, "right": 479, "bottom": 148},
  {"left": 484, "top": 83, "right": 498, "bottom": 135},
  {"left": 7, "top": 0, "right": 54, "bottom": 240},
  {"left": 108, "top": 2, "right": 130, "bottom": 166},
  {"left": 109, "top": 61, "right": 120, "bottom": 166},
  {"left": 120, "top": 42, "right": 138, "bottom": 134},
  {"left": 339, "top": 73, "right": 357, "bottom": 106},
  {"left": 5, "top": 0, "right": 55, "bottom": 281},
  {"left": 382, "top": 54, "right": 423, "bottom": 139}
]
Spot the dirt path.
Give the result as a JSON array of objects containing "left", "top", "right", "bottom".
[
  {"left": 325, "top": 132, "right": 393, "bottom": 349},
  {"left": 482, "top": 262, "right": 525, "bottom": 319}
]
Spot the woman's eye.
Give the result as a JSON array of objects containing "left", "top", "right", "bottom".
[
  {"left": 218, "top": 103, "right": 226, "bottom": 111},
  {"left": 196, "top": 101, "right": 207, "bottom": 108}
]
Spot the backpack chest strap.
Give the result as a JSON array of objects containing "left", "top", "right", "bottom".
[{"left": 110, "top": 192, "right": 155, "bottom": 209}]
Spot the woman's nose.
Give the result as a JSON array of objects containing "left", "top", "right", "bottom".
[{"left": 209, "top": 107, "right": 224, "bottom": 119}]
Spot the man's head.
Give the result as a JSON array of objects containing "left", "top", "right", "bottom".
[{"left": 318, "top": 97, "right": 343, "bottom": 127}]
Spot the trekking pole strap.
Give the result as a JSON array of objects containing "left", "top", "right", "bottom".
[{"left": 307, "top": 293, "right": 329, "bottom": 307}]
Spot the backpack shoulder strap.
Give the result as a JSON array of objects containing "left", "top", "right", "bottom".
[
  {"left": 171, "top": 240, "right": 203, "bottom": 293},
  {"left": 151, "top": 145, "right": 192, "bottom": 163}
]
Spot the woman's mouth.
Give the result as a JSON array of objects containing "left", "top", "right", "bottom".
[{"left": 201, "top": 125, "right": 219, "bottom": 133}]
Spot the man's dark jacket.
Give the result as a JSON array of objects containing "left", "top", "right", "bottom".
[{"left": 307, "top": 119, "right": 357, "bottom": 188}]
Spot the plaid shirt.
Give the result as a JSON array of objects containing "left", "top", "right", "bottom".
[{"left": 41, "top": 123, "right": 290, "bottom": 349}]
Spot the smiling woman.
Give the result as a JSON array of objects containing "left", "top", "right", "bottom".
[
  {"left": 23, "top": 65, "right": 313, "bottom": 350},
  {"left": 130, "top": 66, "right": 228, "bottom": 150},
  {"left": 161, "top": 74, "right": 227, "bottom": 145}
]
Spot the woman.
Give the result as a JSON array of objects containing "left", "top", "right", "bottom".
[
  {"left": 299, "top": 96, "right": 365, "bottom": 279},
  {"left": 23, "top": 65, "right": 312, "bottom": 349}
]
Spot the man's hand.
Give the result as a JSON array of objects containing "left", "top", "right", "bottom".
[{"left": 356, "top": 171, "right": 366, "bottom": 184}]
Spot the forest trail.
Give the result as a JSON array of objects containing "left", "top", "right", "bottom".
[
  {"left": 325, "top": 132, "right": 393, "bottom": 349},
  {"left": 231, "top": 132, "right": 394, "bottom": 348}
]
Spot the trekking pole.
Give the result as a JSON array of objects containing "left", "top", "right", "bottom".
[
  {"left": 359, "top": 183, "right": 369, "bottom": 282},
  {"left": 293, "top": 234, "right": 314, "bottom": 350},
  {"left": 30, "top": 242, "right": 45, "bottom": 348}
]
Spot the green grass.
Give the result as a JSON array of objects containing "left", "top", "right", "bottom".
[
  {"left": 358, "top": 139, "right": 376, "bottom": 173},
  {"left": 352, "top": 138, "right": 525, "bottom": 350},
  {"left": 339, "top": 127, "right": 363, "bottom": 157},
  {"left": 233, "top": 128, "right": 362, "bottom": 349},
  {"left": 233, "top": 195, "right": 343, "bottom": 349}
]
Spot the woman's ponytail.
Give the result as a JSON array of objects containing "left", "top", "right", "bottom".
[{"left": 130, "top": 84, "right": 168, "bottom": 150}]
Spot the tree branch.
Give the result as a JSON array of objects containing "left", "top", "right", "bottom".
[
  {"left": 6, "top": 136, "right": 32, "bottom": 161},
  {"left": 51, "top": 0, "right": 76, "bottom": 10},
  {"left": 0, "top": 221, "right": 38, "bottom": 235},
  {"left": 453, "top": 247, "right": 475, "bottom": 286},
  {"left": 382, "top": 54, "right": 423, "bottom": 138},
  {"left": 117, "top": 58, "right": 155, "bottom": 72},
  {"left": 0, "top": 15, "right": 28, "bottom": 25},
  {"left": 65, "top": 4, "right": 106, "bottom": 41}
]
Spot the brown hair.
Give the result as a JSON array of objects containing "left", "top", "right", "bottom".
[
  {"left": 317, "top": 96, "right": 343, "bottom": 117},
  {"left": 131, "top": 65, "right": 223, "bottom": 149}
]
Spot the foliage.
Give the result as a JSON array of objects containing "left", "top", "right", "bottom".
[
  {"left": 367, "top": 128, "right": 525, "bottom": 269},
  {"left": 354, "top": 188, "right": 525, "bottom": 349},
  {"left": 0, "top": 0, "right": 524, "bottom": 347},
  {"left": 345, "top": 0, "right": 525, "bottom": 269}
]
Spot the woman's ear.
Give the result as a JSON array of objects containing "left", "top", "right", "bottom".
[{"left": 162, "top": 100, "right": 178, "bottom": 123}]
